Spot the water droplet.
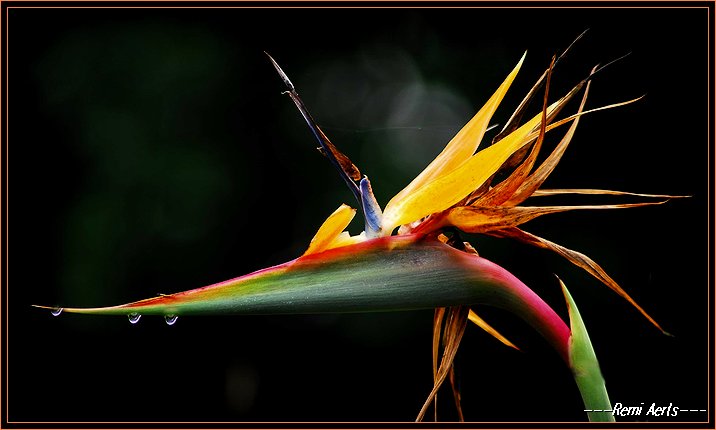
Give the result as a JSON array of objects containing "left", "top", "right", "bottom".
[
  {"left": 164, "top": 315, "right": 178, "bottom": 326},
  {"left": 128, "top": 313, "right": 141, "bottom": 324},
  {"left": 51, "top": 307, "right": 63, "bottom": 317}
]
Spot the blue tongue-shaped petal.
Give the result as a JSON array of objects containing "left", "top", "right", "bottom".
[{"left": 360, "top": 176, "right": 383, "bottom": 238}]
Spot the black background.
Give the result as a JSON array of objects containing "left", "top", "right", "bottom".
[{"left": 5, "top": 3, "right": 711, "bottom": 424}]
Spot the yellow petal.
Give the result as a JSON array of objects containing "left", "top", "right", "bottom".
[
  {"left": 384, "top": 53, "right": 525, "bottom": 228},
  {"left": 468, "top": 309, "right": 520, "bottom": 350},
  {"left": 382, "top": 97, "right": 562, "bottom": 234},
  {"left": 303, "top": 204, "right": 356, "bottom": 256},
  {"left": 326, "top": 230, "right": 366, "bottom": 249}
]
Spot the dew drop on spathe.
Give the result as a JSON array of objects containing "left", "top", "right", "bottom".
[
  {"left": 128, "top": 313, "right": 141, "bottom": 324},
  {"left": 164, "top": 315, "right": 178, "bottom": 326}
]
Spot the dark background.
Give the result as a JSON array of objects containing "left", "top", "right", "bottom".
[{"left": 5, "top": 4, "right": 710, "bottom": 424}]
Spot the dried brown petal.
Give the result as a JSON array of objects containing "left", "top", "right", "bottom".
[
  {"left": 489, "top": 227, "right": 667, "bottom": 333},
  {"left": 478, "top": 57, "right": 555, "bottom": 206},
  {"left": 446, "top": 201, "right": 668, "bottom": 233},
  {"left": 418, "top": 305, "right": 469, "bottom": 422}
]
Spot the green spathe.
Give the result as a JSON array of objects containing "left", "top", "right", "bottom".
[
  {"left": 38, "top": 234, "right": 613, "bottom": 421},
  {"left": 561, "top": 278, "right": 614, "bottom": 422}
]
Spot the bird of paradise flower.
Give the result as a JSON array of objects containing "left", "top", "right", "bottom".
[{"left": 36, "top": 38, "right": 684, "bottom": 422}]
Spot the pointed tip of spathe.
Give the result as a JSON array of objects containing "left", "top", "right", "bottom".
[
  {"left": 555, "top": 276, "right": 571, "bottom": 304},
  {"left": 31, "top": 303, "right": 84, "bottom": 315},
  {"left": 554, "top": 274, "right": 570, "bottom": 308},
  {"left": 554, "top": 274, "right": 583, "bottom": 338},
  {"left": 32, "top": 303, "right": 70, "bottom": 311},
  {"left": 32, "top": 304, "right": 56, "bottom": 311}
]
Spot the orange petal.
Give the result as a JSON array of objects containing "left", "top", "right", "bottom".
[{"left": 468, "top": 309, "right": 520, "bottom": 350}]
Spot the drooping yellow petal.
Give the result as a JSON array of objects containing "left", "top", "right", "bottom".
[
  {"left": 444, "top": 201, "right": 668, "bottom": 233},
  {"left": 385, "top": 53, "right": 525, "bottom": 225},
  {"left": 489, "top": 226, "right": 667, "bottom": 334},
  {"left": 382, "top": 97, "right": 563, "bottom": 234},
  {"left": 468, "top": 309, "right": 520, "bottom": 350},
  {"left": 304, "top": 204, "right": 356, "bottom": 256}
]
